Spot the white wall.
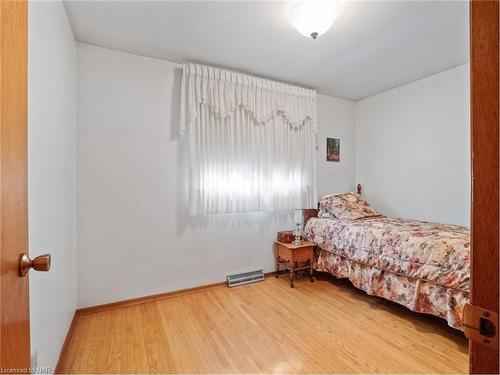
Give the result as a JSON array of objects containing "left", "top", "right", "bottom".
[
  {"left": 28, "top": 1, "right": 76, "bottom": 371},
  {"left": 317, "top": 94, "right": 355, "bottom": 197},
  {"left": 76, "top": 43, "right": 355, "bottom": 308},
  {"left": 355, "top": 64, "right": 470, "bottom": 226}
]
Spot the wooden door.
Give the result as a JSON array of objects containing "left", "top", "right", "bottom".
[
  {"left": 469, "top": 0, "right": 499, "bottom": 373},
  {"left": 0, "top": 1, "right": 30, "bottom": 372}
]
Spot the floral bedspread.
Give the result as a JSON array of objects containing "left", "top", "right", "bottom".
[
  {"left": 315, "top": 249, "right": 469, "bottom": 329},
  {"left": 305, "top": 217, "right": 470, "bottom": 292}
]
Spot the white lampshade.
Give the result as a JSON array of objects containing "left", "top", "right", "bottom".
[{"left": 288, "top": 0, "right": 344, "bottom": 39}]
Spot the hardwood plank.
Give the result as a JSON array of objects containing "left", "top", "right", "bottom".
[{"left": 57, "top": 277, "right": 468, "bottom": 374}]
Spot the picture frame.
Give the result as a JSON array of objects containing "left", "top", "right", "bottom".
[{"left": 326, "top": 137, "right": 340, "bottom": 162}]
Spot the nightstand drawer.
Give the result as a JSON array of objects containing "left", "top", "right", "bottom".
[
  {"left": 277, "top": 246, "right": 293, "bottom": 261},
  {"left": 293, "top": 247, "right": 313, "bottom": 262}
]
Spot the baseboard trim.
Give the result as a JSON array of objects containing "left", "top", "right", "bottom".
[
  {"left": 76, "top": 272, "right": 274, "bottom": 315},
  {"left": 54, "top": 311, "right": 78, "bottom": 374},
  {"left": 77, "top": 281, "right": 226, "bottom": 315}
]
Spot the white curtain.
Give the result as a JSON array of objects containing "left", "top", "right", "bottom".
[{"left": 180, "top": 63, "right": 317, "bottom": 215}]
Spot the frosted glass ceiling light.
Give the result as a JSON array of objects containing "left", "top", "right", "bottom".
[{"left": 289, "top": 0, "right": 344, "bottom": 39}]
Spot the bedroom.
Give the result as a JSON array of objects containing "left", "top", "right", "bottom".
[{"left": 0, "top": 0, "right": 498, "bottom": 374}]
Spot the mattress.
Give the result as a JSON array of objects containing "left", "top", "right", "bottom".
[{"left": 305, "top": 216, "right": 470, "bottom": 292}]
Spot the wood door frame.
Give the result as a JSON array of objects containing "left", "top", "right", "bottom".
[
  {"left": 0, "top": 0, "right": 30, "bottom": 372},
  {"left": 469, "top": 0, "right": 499, "bottom": 373}
]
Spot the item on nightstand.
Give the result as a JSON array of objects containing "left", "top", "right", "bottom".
[
  {"left": 293, "top": 209, "right": 303, "bottom": 245},
  {"left": 278, "top": 207, "right": 317, "bottom": 243},
  {"left": 277, "top": 230, "right": 296, "bottom": 243}
]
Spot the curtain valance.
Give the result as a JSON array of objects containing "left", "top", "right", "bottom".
[
  {"left": 179, "top": 63, "right": 318, "bottom": 215},
  {"left": 179, "top": 63, "right": 318, "bottom": 142}
]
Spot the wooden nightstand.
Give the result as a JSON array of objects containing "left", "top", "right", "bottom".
[{"left": 275, "top": 241, "right": 315, "bottom": 288}]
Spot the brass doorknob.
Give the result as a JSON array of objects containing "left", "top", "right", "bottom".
[{"left": 19, "top": 253, "right": 51, "bottom": 277}]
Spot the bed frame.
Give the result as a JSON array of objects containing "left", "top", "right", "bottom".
[{"left": 306, "top": 183, "right": 469, "bottom": 330}]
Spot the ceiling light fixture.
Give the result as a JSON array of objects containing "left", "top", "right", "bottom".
[{"left": 288, "top": 0, "right": 344, "bottom": 40}]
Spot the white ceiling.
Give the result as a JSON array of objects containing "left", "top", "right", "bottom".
[{"left": 63, "top": 0, "right": 469, "bottom": 100}]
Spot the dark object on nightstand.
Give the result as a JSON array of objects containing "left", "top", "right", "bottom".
[{"left": 276, "top": 230, "right": 296, "bottom": 243}]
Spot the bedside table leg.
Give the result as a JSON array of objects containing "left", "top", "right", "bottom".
[
  {"left": 309, "top": 263, "right": 314, "bottom": 282},
  {"left": 290, "top": 267, "right": 294, "bottom": 288},
  {"left": 275, "top": 243, "right": 279, "bottom": 278}
]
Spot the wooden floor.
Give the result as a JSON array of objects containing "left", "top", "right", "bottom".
[{"left": 57, "top": 275, "right": 468, "bottom": 373}]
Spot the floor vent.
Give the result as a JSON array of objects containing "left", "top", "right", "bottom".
[{"left": 227, "top": 270, "right": 265, "bottom": 287}]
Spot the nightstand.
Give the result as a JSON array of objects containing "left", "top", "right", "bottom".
[{"left": 275, "top": 241, "right": 315, "bottom": 288}]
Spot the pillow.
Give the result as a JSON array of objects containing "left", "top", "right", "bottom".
[
  {"left": 318, "top": 192, "right": 378, "bottom": 220},
  {"left": 318, "top": 193, "right": 337, "bottom": 218}
]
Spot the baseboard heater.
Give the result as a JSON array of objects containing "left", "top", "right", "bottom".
[{"left": 227, "top": 270, "right": 265, "bottom": 287}]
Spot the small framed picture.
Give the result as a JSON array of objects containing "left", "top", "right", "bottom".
[{"left": 326, "top": 138, "right": 340, "bottom": 162}]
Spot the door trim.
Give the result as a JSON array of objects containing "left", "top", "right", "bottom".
[
  {"left": 469, "top": 0, "right": 500, "bottom": 372},
  {"left": 0, "top": 0, "right": 30, "bottom": 371}
]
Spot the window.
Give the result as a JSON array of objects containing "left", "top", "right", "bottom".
[{"left": 180, "top": 63, "right": 317, "bottom": 215}]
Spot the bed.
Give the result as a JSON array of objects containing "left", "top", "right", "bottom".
[{"left": 304, "top": 187, "right": 470, "bottom": 330}]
